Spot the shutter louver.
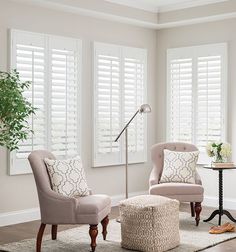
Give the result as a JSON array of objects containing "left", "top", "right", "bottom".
[
  {"left": 123, "top": 48, "right": 147, "bottom": 163},
  {"left": 169, "top": 58, "right": 193, "bottom": 143},
  {"left": 196, "top": 55, "right": 223, "bottom": 151},
  {"left": 94, "top": 44, "right": 121, "bottom": 166},
  {"left": 49, "top": 38, "right": 80, "bottom": 158},
  {"left": 15, "top": 40, "right": 46, "bottom": 159},
  {"left": 97, "top": 54, "right": 120, "bottom": 154}
]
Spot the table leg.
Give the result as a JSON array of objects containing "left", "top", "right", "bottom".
[
  {"left": 204, "top": 168, "right": 236, "bottom": 225},
  {"left": 204, "top": 170, "right": 236, "bottom": 226},
  {"left": 204, "top": 170, "right": 223, "bottom": 225},
  {"left": 223, "top": 210, "right": 236, "bottom": 222},
  {"left": 203, "top": 210, "right": 220, "bottom": 222},
  {"left": 218, "top": 170, "right": 223, "bottom": 225}
]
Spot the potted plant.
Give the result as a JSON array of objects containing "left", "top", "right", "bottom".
[
  {"left": 0, "top": 70, "right": 36, "bottom": 151},
  {"left": 206, "top": 142, "right": 232, "bottom": 163}
]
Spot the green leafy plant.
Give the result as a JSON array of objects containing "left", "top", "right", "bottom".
[{"left": 0, "top": 70, "right": 36, "bottom": 151}]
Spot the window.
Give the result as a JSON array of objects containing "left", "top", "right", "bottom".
[
  {"left": 167, "top": 43, "right": 227, "bottom": 163},
  {"left": 93, "top": 42, "right": 147, "bottom": 167},
  {"left": 10, "top": 30, "right": 81, "bottom": 175}
]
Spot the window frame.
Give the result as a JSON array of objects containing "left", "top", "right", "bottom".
[
  {"left": 93, "top": 42, "right": 148, "bottom": 167},
  {"left": 9, "top": 29, "right": 82, "bottom": 175},
  {"left": 166, "top": 43, "right": 228, "bottom": 164}
]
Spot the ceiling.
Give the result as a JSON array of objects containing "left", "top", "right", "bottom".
[{"left": 106, "top": 0, "right": 228, "bottom": 13}]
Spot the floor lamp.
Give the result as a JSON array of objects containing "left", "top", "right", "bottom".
[{"left": 115, "top": 104, "right": 151, "bottom": 214}]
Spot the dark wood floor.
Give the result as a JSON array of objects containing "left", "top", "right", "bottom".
[{"left": 0, "top": 204, "right": 236, "bottom": 251}]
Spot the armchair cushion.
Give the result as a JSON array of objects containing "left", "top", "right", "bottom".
[
  {"left": 149, "top": 183, "right": 204, "bottom": 196},
  {"left": 44, "top": 156, "right": 89, "bottom": 198},
  {"left": 160, "top": 149, "right": 199, "bottom": 184},
  {"left": 76, "top": 194, "right": 111, "bottom": 215},
  {"left": 75, "top": 194, "right": 111, "bottom": 224}
]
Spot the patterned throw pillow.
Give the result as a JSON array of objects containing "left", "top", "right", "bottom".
[
  {"left": 160, "top": 149, "right": 199, "bottom": 184},
  {"left": 44, "top": 156, "right": 89, "bottom": 197}
]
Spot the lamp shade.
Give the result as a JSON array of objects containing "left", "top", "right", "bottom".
[{"left": 139, "top": 104, "right": 151, "bottom": 113}]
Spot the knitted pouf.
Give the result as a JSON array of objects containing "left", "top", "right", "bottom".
[{"left": 119, "top": 195, "right": 180, "bottom": 252}]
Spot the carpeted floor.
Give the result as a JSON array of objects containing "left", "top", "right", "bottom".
[{"left": 0, "top": 212, "right": 236, "bottom": 252}]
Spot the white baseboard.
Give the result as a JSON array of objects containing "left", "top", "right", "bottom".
[
  {"left": 0, "top": 208, "right": 40, "bottom": 227},
  {"left": 203, "top": 195, "right": 236, "bottom": 210},
  {"left": 0, "top": 191, "right": 148, "bottom": 227}
]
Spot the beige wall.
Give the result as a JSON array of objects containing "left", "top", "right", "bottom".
[
  {"left": 0, "top": 0, "right": 157, "bottom": 213},
  {"left": 156, "top": 18, "right": 236, "bottom": 204}
]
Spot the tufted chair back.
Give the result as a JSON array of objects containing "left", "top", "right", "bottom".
[
  {"left": 28, "top": 150, "right": 55, "bottom": 194},
  {"left": 150, "top": 142, "right": 198, "bottom": 185}
]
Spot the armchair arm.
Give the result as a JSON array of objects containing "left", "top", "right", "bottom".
[
  {"left": 41, "top": 188, "right": 77, "bottom": 202},
  {"left": 38, "top": 188, "right": 77, "bottom": 224},
  {"left": 195, "top": 170, "right": 202, "bottom": 185},
  {"left": 149, "top": 168, "right": 160, "bottom": 186}
]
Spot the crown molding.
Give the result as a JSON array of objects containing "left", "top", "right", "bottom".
[
  {"left": 105, "top": 0, "right": 228, "bottom": 14},
  {"left": 11, "top": 0, "right": 158, "bottom": 29},
  {"left": 158, "top": 0, "right": 228, "bottom": 13},
  {"left": 105, "top": 0, "right": 159, "bottom": 13},
  {"left": 9, "top": 0, "right": 236, "bottom": 30},
  {"left": 157, "top": 11, "right": 236, "bottom": 29}
]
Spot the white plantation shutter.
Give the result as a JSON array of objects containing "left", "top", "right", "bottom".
[
  {"left": 10, "top": 30, "right": 81, "bottom": 175},
  {"left": 123, "top": 48, "right": 147, "bottom": 163},
  {"left": 49, "top": 37, "right": 80, "bottom": 158},
  {"left": 94, "top": 44, "right": 121, "bottom": 166},
  {"left": 196, "top": 54, "right": 225, "bottom": 152},
  {"left": 10, "top": 31, "right": 47, "bottom": 174},
  {"left": 168, "top": 58, "right": 193, "bottom": 143},
  {"left": 94, "top": 42, "right": 147, "bottom": 167},
  {"left": 167, "top": 44, "right": 227, "bottom": 163}
]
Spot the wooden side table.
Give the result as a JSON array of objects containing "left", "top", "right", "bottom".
[{"left": 203, "top": 166, "right": 236, "bottom": 225}]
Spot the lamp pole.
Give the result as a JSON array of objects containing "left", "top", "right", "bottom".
[
  {"left": 115, "top": 104, "right": 151, "bottom": 223},
  {"left": 115, "top": 110, "right": 139, "bottom": 199},
  {"left": 115, "top": 104, "right": 151, "bottom": 200},
  {"left": 125, "top": 128, "right": 128, "bottom": 199}
]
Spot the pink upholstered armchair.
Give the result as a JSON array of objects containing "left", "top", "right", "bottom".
[
  {"left": 28, "top": 150, "right": 111, "bottom": 252},
  {"left": 149, "top": 142, "right": 204, "bottom": 226}
]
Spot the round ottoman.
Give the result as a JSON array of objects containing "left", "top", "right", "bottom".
[{"left": 119, "top": 195, "right": 180, "bottom": 252}]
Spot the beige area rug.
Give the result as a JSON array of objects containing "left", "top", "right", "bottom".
[{"left": 1, "top": 212, "right": 236, "bottom": 252}]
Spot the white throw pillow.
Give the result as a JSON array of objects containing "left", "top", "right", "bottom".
[
  {"left": 160, "top": 149, "right": 199, "bottom": 184},
  {"left": 44, "top": 156, "right": 89, "bottom": 197}
]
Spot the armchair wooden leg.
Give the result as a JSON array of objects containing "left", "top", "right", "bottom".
[
  {"left": 51, "top": 225, "right": 58, "bottom": 240},
  {"left": 101, "top": 215, "right": 109, "bottom": 240},
  {"left": 190, "top": 202, "right": 195, "bottom": 217},
  {"left": 89, "top": 225, "right": 98, "bottom": 252},
  {"left": 195, "top": 202, "right": 202, "bottom": 226},
  {"left": 36, "top": 223, "right": 46, "bottom": 252}
]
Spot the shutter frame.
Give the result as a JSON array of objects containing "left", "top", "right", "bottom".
[
  {"left": 49, "top": 35, "right": 81, "bottom": 158},
  {"left": 167, "top": 43, "right": 227, "bottom": 164},
  {"left": 93, "top": 42, "right": 147, "bottom": 167},
  {"left": 93, "top": 42, "right": 122, "bottom": 167},
  {"left": 9, "top": 29, "right": 82, "bottom": 175},
  {"left": 10, "top": 29, "right": 47, "bottom": 175}
]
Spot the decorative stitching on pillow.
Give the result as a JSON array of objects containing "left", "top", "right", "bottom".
[
  {"left": 44, "top": 156, "right": 89, "bottom": 197},
  {"left": 160, "top": 149, "right": 199, "bottom": 184}
]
